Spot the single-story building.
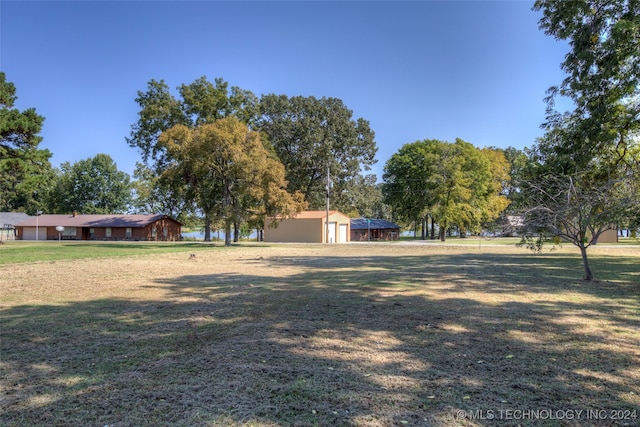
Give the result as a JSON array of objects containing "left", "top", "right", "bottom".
[
  {"left": 594, "top": 228, "right": 618, "bottom": 244},
  {"left": 350, "top": 218, "right": 400, "bottom": 241},
  {"left": 265, "top": 210, "right": 350, "bottom": 243},
  {"left": 14, "top": 213, "right": 181, "bottom": 241},
  {"left": 0, "top": 212, "right": 31, "bottom": 241}
]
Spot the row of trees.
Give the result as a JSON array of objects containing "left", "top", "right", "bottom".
[
  {"left": 124, "top": 77, "right": 379, "bottom": 243},
  {"left": 1, "top": 72, "right": 385, "bottom": 243},
  {"left": 382, "top": 139, "right": 512, "bottom": 240},
  {"left": 2, "top": 1, "right": 638, "bottom": 279},
  {"left": 0, "top": 66, "right": 520, "bottom": 244}
]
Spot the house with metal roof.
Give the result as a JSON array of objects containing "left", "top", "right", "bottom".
[
  {"left": 350, "top": 218, "right": 400, "bottom": 241},
  {"left": 14, "top": 213, "right": 181, "bottom": 241}
]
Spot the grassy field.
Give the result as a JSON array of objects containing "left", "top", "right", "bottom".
[
  {"left": 1, "top": 242, "right": 639, "bottom": 426},
  {"left": 0, "top": 241, "right": 210, "bottom": 265}
]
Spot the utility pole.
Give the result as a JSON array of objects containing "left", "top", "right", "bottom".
[
  {"left": 36, "top": 210, "right": 42, "bottom": 241},
  {"left": 325, "top": 166, "right": 332, "bottom": 244}
]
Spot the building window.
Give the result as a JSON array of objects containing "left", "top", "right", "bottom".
[
  {"left": 106, "top": 227, "right": 112, "bottom": 238},
  {"left": 126, "top": 227, "right": 132, "bottom": 238},
  {"left": 62, "top": 227, "right": 76, "bottom": 237},
  {"left": 151, "top": 228, "right": 157, "bottom": 238},
  {"left": 163, "top": 226, "right": 168, "bottom": 238}
]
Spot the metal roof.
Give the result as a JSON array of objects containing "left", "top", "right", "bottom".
[
  {"left": 14, "top": 214, "right": 179, "bottom": 228},
  {"left": 0, "top": 212, "right": 30, "bottom": 226},
  {"left": 350, "top": 218, "right": 400, "bottom": 230},
  {"left": 276, "top": 210, "right": 348, "bottom": 219}
]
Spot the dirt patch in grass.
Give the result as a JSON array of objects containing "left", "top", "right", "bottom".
[{"left": 1, "top": 243, "right": 639, "bottom": 426}]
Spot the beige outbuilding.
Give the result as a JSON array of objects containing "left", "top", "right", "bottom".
[{"left": 265, "top": 210, "right": 351, "bottom": 243}]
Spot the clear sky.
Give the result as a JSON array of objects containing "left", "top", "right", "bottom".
[{"left": 1, "top": 0, "right": 569, "bottom": 180}]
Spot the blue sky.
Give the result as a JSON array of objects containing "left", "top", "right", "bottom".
[{"left": 2, "top": 0, "right": 568, "bottom": 180}]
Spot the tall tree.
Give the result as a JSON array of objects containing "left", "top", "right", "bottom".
[
  {"left": 520, "top": 170, "right": 639, "bottom": 280},
  {"left": 533, "top": 0, "right": 639, "bottom": 171},
  {"left": 502, "top": 146, "right": 529, "bottom": 212},
  {"left": 127, "top": 76, "right": 259, "bottom": 174},
  {"left": 383, "top": 139, "right": 508, "bottom": 240},
  {"left": 126, "top": 77, "right": 260, "bottom": 230},
  {"left": 257, "top": 94, "right": 377, "bottom": 210},
  {"left": 429, "top": 139, "right": 503, "bottom": 240},
  {"left": 48, "top": 154, "right": 133, "bottom": 214},
  {"left": 130, "top": 162, "right": 194, "bottom": 221},
  {"left": 158, "top": 117, "right": 306, "bottom": 246},
  {"left": 382, "top": 140, "right": 439, "bottom": 237},
  {"left": 0, "top": 72, "right": 53, "bottom": 213},
  {"left": 518, "top": 1, "right": 640, "bottom": 280}
]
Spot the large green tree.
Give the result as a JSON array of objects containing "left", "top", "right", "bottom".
[
  {"left": 0, "top": 72, "right": 53, "bottom": 213},
  {"left": 520, "top": 1, "right": 640, "bottom": 280},
  {"left": 533, "top": 0, "right": 639, "bottom": 171},
  {"left": 48, "top": 154, "right": 133, "bottom": 214},
  {"left": 130, "top": 162, "right": 194, "bottom": 222},
  {"left": 158, "top": 117, "right": 306, "bottom": 245},
  {"left": 336, "top": 174, "right": 389, "bottom": 219},
  {"left": 383, "top": 139, "right": 508, "bottom": 241},
  {"left": 127, "top": 76, "right": 259, "bottom": 172},
  {"left": 382, "top": 140, "right": 438, "bottom": 237},
  {"left": 126, "top": 76, "right": 260, "bottom": 227},
  {"left": 256, "top": 94, "right": 378, "bottom": 210}
]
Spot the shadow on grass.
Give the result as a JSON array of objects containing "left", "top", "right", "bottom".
[{"left": 2, "top": 252, "right": 639, "bottom": 426}]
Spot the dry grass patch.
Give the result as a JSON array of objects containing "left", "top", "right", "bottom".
[{"left": 1, "top": 243, "right": 639, "bottom": 426}]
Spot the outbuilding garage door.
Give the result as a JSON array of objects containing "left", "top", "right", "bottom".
[
  {"left": 328, "top": 222, "right": 337, "bottom": 243},
  {"left": 22, "top": 227, "right": 47, "bottom": 240},
  {"left": 339, "top": 224, "right": 348, "bottom": 243}
]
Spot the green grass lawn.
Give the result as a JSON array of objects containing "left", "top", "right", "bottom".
[{"left": 0, "top": 241, "right": 221, "bottom": 264}]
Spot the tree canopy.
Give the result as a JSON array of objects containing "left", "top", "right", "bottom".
[
  {"left": 383, "top": 139, "right": 509, "bottom": 240},
  {"left": 127, "top": 76, "right": 259, "bottom": 174},
  {"left": 533, "top": 0, "right": 639, "bottom": 172},
  {"left": 518, "top": 0, "right": 640, "bottom": 280},
  {"left": 158, "top": 117, "right": 306, "bottom": 245},
  {"left": 0, "top": 72, "right": 53, "bottom": 214},
  {"left": 256, "top": 94, "right": 378, "bottom": 211},
  {"left": 48, "top": 154, "right": 133, "bottom": 214}
]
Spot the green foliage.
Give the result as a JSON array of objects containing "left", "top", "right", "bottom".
[
  {"left": 158, "top": 117, "right": 306, "bottom": 246},
  {"left": 334, "top": 174, "right": 389, "bottom": 219},
  {"left": 382, "top": 139, "right": 509, "bottom": 240},
  {"left": 48, "top": 154, "right": 133, "bottom": 214},
  {"left": 127, "top": 76, "right": 258, "bottom": 173},
  {"left": 126, "top": 76, "right": 262, "bottom": 225},
  {"left": 533, "top": 0, "right": 640, "bottom": 173},
  {"left": 131, "top": 162, "right": 194, "bottom": 221},
  {"left": 257, "top": 94, "right": 378, "bottom": 210},
  {"left": 0, "top": 72, "right": 53, "bottom": 213},
  {"left": 523, "top": 0, "right": 640, "bottom": 280},
  {"left": 517, "top": 235, "right": 547, "bottom": 253}
]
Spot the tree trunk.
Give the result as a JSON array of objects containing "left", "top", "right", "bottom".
[
  {"left": 430, "top": 216, "right": 435, "bottom": 240},
  {"left": 233, "top": 222, "right": 239, "bottom": 242},
  {"left": 421, "top": 215, "right": 427, "bottom": 240},
  {"left": 440, "top": 222, "right": 446, "bottom": 241},
  {"left": 204, "top": 218, "right": 211, "bottom": 242},
  {"left": 224, "top": 221, "right": 232, "bottom": 247},
  {"left": 579, "top": 244, "right": 594, "bottom": 281},
  {"left": 223, "top": 180, "right": 232, "bottom": 247}
]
